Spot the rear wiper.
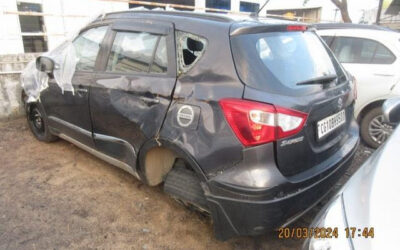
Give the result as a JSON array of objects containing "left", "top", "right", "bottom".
[{"left": 296, "top": 74, "right": 337, "bottom": 86}]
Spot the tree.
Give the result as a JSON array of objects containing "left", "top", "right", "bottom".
[
  {"left": 331, "top": 0, "right": 352, "bottom": 23},
  {"left": 303, "top": 0, "right": 352, "bottom": 23}
]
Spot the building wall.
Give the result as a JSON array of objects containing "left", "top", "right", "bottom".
[
  {"left": 0, "top": 0, "right": 264, "bottom": 56},
  {"left": 0, "top": 0, "right": 128, "bottom": 55},
  {"left": 266, "top": 7, "right": 322, "bottom": 23},
  {"left": 263, "top": 0, "right": 380, "bottom": 23},
  {"left": 0, "top": 53, "right": 39, "bottom": 120}
]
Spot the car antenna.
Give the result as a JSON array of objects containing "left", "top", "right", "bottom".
[{"left": 252, "top": 0, "right": 271, "bottom": 17}]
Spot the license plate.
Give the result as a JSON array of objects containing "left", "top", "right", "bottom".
[{"left": 317, "top": 110, "right": 346, "bottom": 139}]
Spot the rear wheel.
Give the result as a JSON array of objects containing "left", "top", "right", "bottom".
[
  {"left": 360, "top": 107, "right": 393, "bottom": 148},
  {"left": 163, "top": 160, "right": 209, "bottom": 214},
  {"left": 27, "top": 104, "right": 58, "bottom": 142}
]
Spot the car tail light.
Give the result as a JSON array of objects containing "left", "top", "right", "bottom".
[
  {"left": 219, "top": 99, "right": 308, "bottom": 147},
  {"left": 287, "top": 25, "right": 307, "bottom": 31}
]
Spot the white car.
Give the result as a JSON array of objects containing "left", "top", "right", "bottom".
[
  {"left": 303, "top": 98, "right": 400, "bottom": 250},
  {"left": 317, "top": 24, "right": 400, "bottom": 148}
]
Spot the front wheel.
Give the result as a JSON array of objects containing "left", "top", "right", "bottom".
[
  {"left": 360, "top": 107, "right": 393, "bottom": 148},
  {"left": 27, "top": 104, "right": 58, "bottom": 142}
]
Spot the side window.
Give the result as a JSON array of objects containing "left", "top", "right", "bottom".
[
  {"left": 73, "top": 26, "right": 108, "bottom": 71},
  {"left": 332, "top": 37, "right": 396, "bottom": 64},
  {"left": 106, "top": 31, "right": 162, "bottom": 73},
  {"left": 373, "top": 43, "right": 396, "bottom": 64},
  {"left": 176, "top": 31, "right": 207, "bottom": 74},
  {"left": 150, "top": 36, "right": 168, "bottom": 73}
]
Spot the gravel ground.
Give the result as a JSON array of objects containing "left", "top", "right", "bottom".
[{"left": 0, "top": 117, "right": 373, "bottom": 250}]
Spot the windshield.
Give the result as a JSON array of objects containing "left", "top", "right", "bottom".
[{"left": 231, "top": 31, "right": 346, "bottom": 94}]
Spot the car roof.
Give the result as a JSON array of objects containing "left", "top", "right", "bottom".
[
  {"left": 315, "top": 22, "right": 396, "bottom": 32},
  {"left": 96, "top": 10, "right": 303, "bottom": 35}
]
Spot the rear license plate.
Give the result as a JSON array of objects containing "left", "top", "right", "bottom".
[{"left": 317, "top": 110, "right": 346, "bottom": 139}]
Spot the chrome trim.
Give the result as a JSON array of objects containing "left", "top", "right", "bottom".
[
  {"left": 48, "top": 116, "right": 92, "bottom": 137},
  {"left": 93, "top": 133, "right": 137, "bottom": 157},
  {"left": 58, "top": 133, "right": 140, "bottom": 180},
  {"left": 77, "top": 89, "right": 88, "bottom": 93}
]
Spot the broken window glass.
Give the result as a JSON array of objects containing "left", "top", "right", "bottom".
[{"left": 176, "top": 31, "right": 207, "bottom": 74}]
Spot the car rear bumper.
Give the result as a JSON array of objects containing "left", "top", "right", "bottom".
[{"left": 204, "top": 122, "right": 359, "bottom": 240}]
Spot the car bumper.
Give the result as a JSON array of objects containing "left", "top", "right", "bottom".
[{"left": 204, "top": 125, "right": 359, "bottom": 240}]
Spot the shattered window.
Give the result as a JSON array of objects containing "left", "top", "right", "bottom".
[
  {"left": 150, "top": 36, "right": 168, "bottom": 73},
  {"left": 177, "top": 32, "right": 207, "bottom": 74},
  {"left": 73, "top": 26, "right": 108, "bottom": 71},
  {"left": 106, "top": 31, "right": 159, "bottom": 73}
]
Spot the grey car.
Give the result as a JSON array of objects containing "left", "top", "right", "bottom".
[
  {"left": 22, "top": 10, "right": 359, "bottom": 240},
  {"left": 303, "top": 98, "right": 400, "bottom": 250}
]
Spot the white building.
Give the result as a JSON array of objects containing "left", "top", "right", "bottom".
[
  {"left": 0, "top": 0, "right": 263, "bottom": 55},
  {"left": 263, "top": 0, "right": 380, "bottom": 24}
]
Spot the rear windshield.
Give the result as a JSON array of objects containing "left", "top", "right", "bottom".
[{"left": 231, "top": 31, "right": 346, "bottom": 95}]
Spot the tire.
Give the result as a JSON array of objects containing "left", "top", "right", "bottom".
[
  {"left": 360, "top": 107, "right": 393, "bottom": 149},
  {"left": 26, "top": 103, "right": 58, "bottom": 142}
]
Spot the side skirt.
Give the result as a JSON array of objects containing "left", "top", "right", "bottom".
[{"left": 58, "top": 133, "right": 141, "bottom": 180}]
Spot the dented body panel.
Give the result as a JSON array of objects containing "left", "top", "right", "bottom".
[
  {"left": 89, "top": 19, "right": 177, "bottom": 169},
  {"left": 159, "top": 18, "right": 245, "bottom": 176}
]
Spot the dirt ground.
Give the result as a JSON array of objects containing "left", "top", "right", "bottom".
[{"left": 0, "top": 117, "right": 373, "bottom": 250}]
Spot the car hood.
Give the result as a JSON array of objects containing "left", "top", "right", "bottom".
[{"left": 342, "top": 126, "right": 400, "bottom": 250}]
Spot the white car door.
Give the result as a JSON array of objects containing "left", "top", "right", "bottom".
[
  {"left": 318, "top": 29, "right": 400, "bottom": 148},
  {"left": 329, "top": 34, "right": 400, "bottom": 116}
]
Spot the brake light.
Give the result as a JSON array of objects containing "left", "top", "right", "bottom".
[
  {"left": 219, "top": 99, "right": 308, "bottom": 147},
  {"left": 287, "top": 25, "right": 307, "bottom": 31}
]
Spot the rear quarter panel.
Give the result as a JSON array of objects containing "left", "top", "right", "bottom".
[{"left": 159, "top": 21, "right": 245, "bottom": 177}]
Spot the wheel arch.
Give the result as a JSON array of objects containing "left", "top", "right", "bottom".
[
  {"left": 357, "top": 99, "right": 386, "bottom": 123},
  {"left": 136, "top": 138, "right": 207, "bottom": 186}
]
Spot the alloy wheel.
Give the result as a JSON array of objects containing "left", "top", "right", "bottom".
[{"left": 368, "top": 115, "right": 393, "bottom": 145}]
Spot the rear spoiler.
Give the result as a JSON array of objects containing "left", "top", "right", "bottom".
[{"left": 230, "top": 24, "right": 315, "bottom": 36}]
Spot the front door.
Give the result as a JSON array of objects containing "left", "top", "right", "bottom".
[
  {"left": 41, "top": 25, "right": 109, "bottom": 147},
  {"left": 90, "top": 20, "right": 177, "bottom": 169}
]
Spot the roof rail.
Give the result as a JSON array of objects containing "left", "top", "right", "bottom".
[
  {"left": 314, "top": 23, "right": 394, "bottom": 31},
  {"left": 103, "top": 9, "right": 242, "bottom": 23}
]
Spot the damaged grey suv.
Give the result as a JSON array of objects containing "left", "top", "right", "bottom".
[{"left": 21, "top": 10, "right": 359, "bottom": 240}]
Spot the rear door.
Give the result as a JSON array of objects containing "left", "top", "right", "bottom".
[
  {"left": 41, "top": 25, "right": 109, "bottom": 147},
  {"left": 328, "top": 35, "right": 399, "bottom": 114},
  {"left": 90, "top": 20, "right": 176, "bottom": 168}
]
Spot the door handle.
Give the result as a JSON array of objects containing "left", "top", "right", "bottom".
[
  {"left": 77, "top": 85, "right": 88, "bottom": 93},
  {"left": 373, "top": 73, "right": 394, "bottom": 77},
  {"left": 139, "top": 96, "right": 160, "bottom": 105}
]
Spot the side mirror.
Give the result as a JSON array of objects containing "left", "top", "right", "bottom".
[
  {"left": 36, "top": 56, "right": 55, "bottom": 73},
  {"left": 383, "top": 98, "right": 400, "bottom": 123}
]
